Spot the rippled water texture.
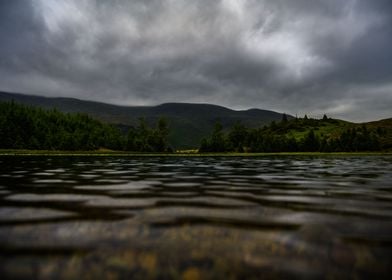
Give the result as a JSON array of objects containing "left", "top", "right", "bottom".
[{"left": 0, "top": 156, "right": 391, "bottom": 279}]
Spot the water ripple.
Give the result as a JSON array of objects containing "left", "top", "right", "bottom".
[{"left": 0, "top": 155, "right": 391, "bottom": 278}]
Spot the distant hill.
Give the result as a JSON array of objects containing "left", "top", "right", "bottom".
[
  {"left": 362, "top": 118, "right": 392, "bottom": 150},
  {"left": 277, "top": 116, "right": 392, "bottom": 151},
  {"left": 199, "top": 115, "right": 392, "bottom": 152},
  {"left": 0, "top": 91, "right": 291, "bottom": 148}
]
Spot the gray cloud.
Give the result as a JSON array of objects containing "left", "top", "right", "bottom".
[{"left": 0, "top": 0, "right": 391, "bottom": 121}]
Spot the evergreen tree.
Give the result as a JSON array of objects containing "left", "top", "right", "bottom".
[
  {"left": 210, "top": 121, "right": 227, "bottom": 152},
  {"left": 281, "top": 113, "right": 288, "bottom": 123},
  {"left": 301, "top": 129, "right": 320, "bottom": 151},
  {"left": 269, "top": 121, "right": 278, "bottom": 131},
  {"left": 156, "top": 117, "right": 169, "bottom": 152},
  {"left": 199, "top": 138, "right": 210, "bottom": 153},
  {"left": 228, "top": 122, "right": 248, "bottom": 152}
]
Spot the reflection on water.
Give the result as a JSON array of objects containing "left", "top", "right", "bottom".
[{"left": 0, "top": 156, "right": 391, "bottom": 279}]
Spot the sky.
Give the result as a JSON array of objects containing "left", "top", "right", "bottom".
[{"left": 0, "top": 0, "right": 391, "bottom": 122}]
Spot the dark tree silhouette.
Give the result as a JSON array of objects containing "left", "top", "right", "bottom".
[
  {"left": 281, "top": 113, "right": 288, "bottom": 123},
  {"left": 0, "top": 101, "right": 172, "bottom": 152}
]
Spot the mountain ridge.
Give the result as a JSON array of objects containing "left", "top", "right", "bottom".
[
  {"left": 0, "top": 91, "right": 290, "bottom": 148},
  {"left": 0, "top": 91, "right": 281, "bottom": 114}
]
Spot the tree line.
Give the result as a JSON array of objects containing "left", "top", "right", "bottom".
[
  {"left": 199, "top": 115, "right": 385, "bottom": 153},
  {"left": 1, "top": 101, "right": 387, "bottom": 153},
  {"left": 0, "top": 101, "right": 170, "bottom": 152}
]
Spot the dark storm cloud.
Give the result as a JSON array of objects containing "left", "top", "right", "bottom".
[{"left": 0, "top": 0, "right": 391, "bottom": 121}]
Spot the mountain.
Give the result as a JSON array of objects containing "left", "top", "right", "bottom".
[{"left": 0, "top": 91, "right": 291, "bottom": 148}]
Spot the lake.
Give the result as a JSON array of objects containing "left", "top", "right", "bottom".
[{"left": 0, "top": 156, "right": 391, "bottom": 279}]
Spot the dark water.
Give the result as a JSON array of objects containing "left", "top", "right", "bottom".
[{"left": 0, "top": 156, "right": 391, "bottom": 279}]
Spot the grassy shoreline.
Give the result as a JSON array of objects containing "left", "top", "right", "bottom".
[{"left": 0, "top": 149, "right": 391, "bottom": 157}]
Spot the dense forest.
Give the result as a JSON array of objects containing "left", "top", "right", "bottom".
[
  {"left": 199, "top": 115, "right": 391, "bottom": 153},
  {"left": 0, "top": 101, "right": 170, "bottom": 152}
]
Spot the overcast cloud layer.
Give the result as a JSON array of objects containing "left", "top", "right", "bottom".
[{"left": 1, "top": 0, "right": 391, "bottom": 121}]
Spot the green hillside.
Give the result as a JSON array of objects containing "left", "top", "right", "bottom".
[
  {"left": 280, "top": 117, "right": 392, "bottom": 149},
  {"left": 199, "top": 116, "right": 392, "bottom": 153},
  {"left": 0, "top": 91, "right": 290, "bottom": 148},
  {"left": 363, "top": 118, "right": 392, "bottom": 149}
]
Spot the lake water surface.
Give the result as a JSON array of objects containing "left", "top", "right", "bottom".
[{"left": 0, "top": 156, "right": 391, "bottom": 279}]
